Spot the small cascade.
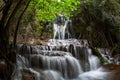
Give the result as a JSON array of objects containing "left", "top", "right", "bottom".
[
  {"left": 47, "top": 39, "right": 101, "bottom": 71},
  {"left": 14, "top": 15, "right": 107, "bottom": 80},
  {"left": 17, "top": 47, "right": 83, "bottom": 78},
  {"left": 13, "top": 55, "right": 41, "bottom": 80},
  {"left": 15, "top": 39, "right": 101, "bottom": 79},
  {"left": 98, "top": 48, "right": 120, "bottom": 64},
  {"left": 53, "top": 20, "right": 70, "bottom": 39},
  {"left": 43, "top": 56, "right": 82, "bottom": 78},
  {"left": 53, "top": 14, "right": 73, "bottom": 39},
  {"left": 87, "top": 48, "right": 101, "bottom": 70}
]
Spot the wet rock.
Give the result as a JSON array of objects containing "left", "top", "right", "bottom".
[
  {"left": 113, "top": 54, "right": 120, "bottom": 64},
  {"left": 99, "top": 64, "right": 120, "bottom": 71},
  {"left": 98, "top": 64, "right": 120, "bottom": 80},
  {"left": 22, "top": 70, "right": 35, "bottom": 80},
  {"left": 30, "top": 55, "right": 43, "bottom": 69},
  {"left": 22, "top": 68, "right": 43, "bottom": 80},
  {"left": 31, "top": 39, "right": 47, "bottom": 45},
  {"left": 0, "top": 60, "right": 7, "bottom": 79}
]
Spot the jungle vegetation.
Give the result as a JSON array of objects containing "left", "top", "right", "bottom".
[{"left": 0, "top": 0, "right": 120, "bottom": 79}]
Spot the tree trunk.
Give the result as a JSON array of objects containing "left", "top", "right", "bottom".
[{"left": 0, "top": 0, "right": 31, "bottom": 79}]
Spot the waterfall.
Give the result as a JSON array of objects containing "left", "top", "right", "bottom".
[
  {"left": 13, "top": 55, "right": 41, "bottom": 80},
  {"left": 13, "top": 15, "right": 109, "bottom": 80},
  {"left": 87, "top": 48, "right": 101, "bottom": 70},
  {"left": 53, "top": 20, "right": 70, "bottom": 39},
  {"left": 42, "top": 55, "right": 82, "bottom": 78},
  {"left": 53, "top": 14, "right": 72, "bottom": 39}
]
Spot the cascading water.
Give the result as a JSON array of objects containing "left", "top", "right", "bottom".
[
  {"left": 87, "top": 48, "right": 101, "bottom": 70},
  {"left": 98, "top": 48, "right": 120, "bottom": 64},
  {"left": 53, "top": 20, "right": 72, "bottom": 39},
  {"left": 53, "top": 14, "right": 73, "bottom": 39},
  {"left": 14, "top": 15, "right": 110, "bottom": 80}
]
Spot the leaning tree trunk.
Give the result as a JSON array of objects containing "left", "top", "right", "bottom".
[{"left": 0, "top": 0, "right": 31, "bottom": 79}]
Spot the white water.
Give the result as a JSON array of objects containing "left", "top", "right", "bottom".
[
  {"left": 40, "top": 69, "right": 110, "bottom": 80},
  {"left": 87, "top": 48, "right": 101, "bottom": 70},
  {"left": 53, "top": 19, "right": 70, "bottom": 39},
  {"left": 14, "top": 15, "right": 110, "bottom": 80},
  {"left": 13, "top": 55, "right": 41, "bottom": 80},
  {"left": 28, "top": 68, "right": 41, "bottom": 80},
  {"left": 98, "top": 48, "right": 120, "bottom": 64},
  {"left": 28, "top": 52, "right": 83, "bottom": 78},
  {"left": 43, "top": 70, "right": 64, "bottom": 80},
  {"left": 78, "top": 70, "right": 109, "bottom": 80}
]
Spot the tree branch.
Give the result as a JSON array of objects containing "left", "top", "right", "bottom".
[
  {"left": 4, "top": 0, "right": 22, "bottom": 30},
  {"left": 13, "top": 0, "right": 31, "bottom": 46},
  {"left": 3, "top": 0, "right": 7, "bottom": 4},
  {"left": 0, "top": 0, "right": 12, "bottom": 42},
  {"left": 0, "top": 3, "right": 5, "bottom": 12}
]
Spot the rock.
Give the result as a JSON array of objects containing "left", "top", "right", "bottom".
[
  {"left": 99, "top": 64, "right": 120, "bottom": 71},
  {"left": 113, "top": 54, "right": 120, "bottom": 64},
  {"left": 98, "top": 64, "right": 120, "bottom": 80},
  {"left": 0, "top": 60, "right": 7, "bottom": 79},
  {"left": 22, "top": 68, "right": 46, "bottom": 80},
  {"left": 22, "top": 70, "right": 35, "bottom": 80}
]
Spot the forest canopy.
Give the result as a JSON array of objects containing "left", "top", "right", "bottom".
[{"left": 28, "top": 0, "right": 80, "bottom": 22}]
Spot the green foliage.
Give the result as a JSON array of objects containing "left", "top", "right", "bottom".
[
  {"left": 19, "top": 0, "right": 81, "bottom": 39},
  {"left": 72, "top": 0, "right": 120, "bottom": 47},
  {"left": 28, "top": 0, "right": 80, "bottom": 22}
]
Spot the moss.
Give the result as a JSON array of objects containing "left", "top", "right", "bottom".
[{"left": 92, "top": 47, "right": 108, "bottom": 64}]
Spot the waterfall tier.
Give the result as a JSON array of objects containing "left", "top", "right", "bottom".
[
  {"left": 15, "top": 38, "right": 101, "bottom": 80},
  {"left": 14, "top": 15, "right": 104, "bottom": 80}
]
